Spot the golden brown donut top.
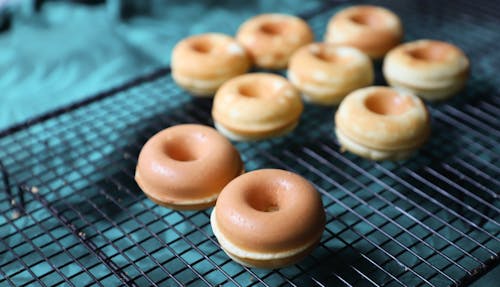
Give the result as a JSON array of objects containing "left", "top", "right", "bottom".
[
  {"left": 289, "top": 43, "right": 373, "bottom": 85},
  {"left": 212, "top": 73, "right": 303, "bottom": 133},
  {"left": 326, "top": 5, "right": 403, "bottom": 59},
  {"left": 335, "top": 86, "right": 430, "bottom": 150},
  {"left": 171, "top": 33, "right": 251, "bottom": 80},
  {"left": 215, "top": 169, "right": 325, "bottom": 253},
  {"left": 236, "top": 14, "right": 314, "bottom": 69},
  {"left": 384, "top": 39, "right": 469, "bottom": 79},
  {"left": 135, "top": 124, "right": 243, "bottom": 203}
]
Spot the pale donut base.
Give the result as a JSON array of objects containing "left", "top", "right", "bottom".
[
  {"left": 214, "top": 121, "right": 298, "bottom": 141},
  {"left": 301, "top": 90, "right": 348, "bottom": 106},
  {"left": 288, "top": 70, "right": 342, "bottom": 105},
  {"left": 210, "top": 208, "right": 321, "bottom": 269},
  {"left": 172, "top": 72, "right": 227, "bottom": 97},
  {"left": 335, "top": 128, "right": 417, "bottom": 161},
  {"left": 146, "top": 193, "right": 218, "bottom": 211},
  {"left": 386, "top": 78, "right": 466, "bottom": 102},
  {"left": 135, "top": 168, "right": 244, "bottom": 211},
  {"left": 288, "top": 71, "right": 372, "bottom": 106}
]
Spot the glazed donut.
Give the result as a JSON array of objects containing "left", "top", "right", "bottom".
[
  {"left": 135, "top": 124, "right": 244, "bottom": 210},
  {"left": 236, "top": 14, "right": 314, "bottom": 69},
  {"left": 383, "top": 40, "right": 470, "bottom": 101},
  {"left": 171, "top": 33, "right": 251, "bottom": 96},
  {"left": 325, "top": 5, "right": 403, "bottom": 59},
  {"left": 335, "top": 86, "right": 430, "bottom": 161},
  {"left": 211, "top": 169, "right": 325, "bottom": 268},
  {"left": 212, "top": 73, "right": 303, "bottom": 141},
  {"left": 288, "top": 43, "right": 374, "bottom": 105}
]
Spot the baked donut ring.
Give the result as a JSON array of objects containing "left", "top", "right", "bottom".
[
  {"left": 171, "top": 33, "right": 251, "bottom": 96},
  {"left": 383, "top": 40, "right": 470, "bottom": 101},
  {"left": 325, "top": 5, "right": 403, "bottom": 59},
  {"left": 212, "top": 73, "right": 303, "bottom": 141},
  {"left": 211, "top": 169, "right": 325, "bottom": 268},
  {"left": 236, "top": 14, "right": 314, "bottom": 69},
  {"left": 135, "top": 124, "right": 244, "bottom": 210},
  {"left": 335, "top": 86, "right": 430, "bottom": 160},
  {"left": 288, "top": 43, "right": 374, "bottom": 105}
]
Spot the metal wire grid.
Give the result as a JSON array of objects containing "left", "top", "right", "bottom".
[{"left": 0, "top": 0, "right": 499, "bottom": 286}]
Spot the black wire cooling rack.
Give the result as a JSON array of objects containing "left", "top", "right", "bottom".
[{"left": 1, "top": 0, "right": 499, "bottom": 286}]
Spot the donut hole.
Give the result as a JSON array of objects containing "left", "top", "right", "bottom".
[
  {"left": 238, "top": 82, "right": 276, "bottom": 100},
  {"left": 365, "top": 89, "right": 414, "bottom": 116},
  {"left": 191, "top": 40, "right": 212, "bottom": 54},
  {"left": 311, "top": 46, "right": 352, "bottom": 64},
  {"left": 238, "top": 84, "right": 259, "bottom": 98},
  {"left": 407, "top": 44, "right": 449, "bottom": 62},
  {"left": 259, "top": 22, "right": 284, "bottom": 36},
  {"left": 313, "top": 49, "right": 338, "bottom": 63},
  {"left": 246, "top": 188, "right": 280, "bottom": 213},
  {"left": 350, "top": 9, "right": 384, "bottom": 28},
  {"left": 164, "top": 137, "right": 204, "bottom": 162}
]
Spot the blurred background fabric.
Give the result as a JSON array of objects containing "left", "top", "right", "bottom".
[
  {"left": 0, "top": 0, "right": 498, "bottom": 285},
  {"left": 0, "top": 0, "right": 322, "bottom": 130}
]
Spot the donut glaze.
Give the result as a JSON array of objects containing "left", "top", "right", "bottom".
[
  {"left": 135, "top": 124, "right": 244, "bottom": 210},
  {"left": 171, "top": 33, "right": 251, "bottom": 96},
  {"left": 288, "top": 43, "right": 374, "bottom": 105},
  {"left": 211, "top": 169, "right": 325, "bottom": 268},
  {"left": 236, "top": 14, "right": 314, "bottom": 69},
  {"left": 212, "top": 73, "right": 303, "bottom": 141},
  {"left": 335, "top": 86, "right": 430, "bottom": 160},
  {"left": 383, "top": 40, "right": 470, "bottom": 101},
  {"left": 325, "top": 5, "right": 402, "bottom": 59}
]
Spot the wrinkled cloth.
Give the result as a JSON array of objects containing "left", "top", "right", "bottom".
[{"left": 0, "top": 0, "right": 322, "bottom": 130}]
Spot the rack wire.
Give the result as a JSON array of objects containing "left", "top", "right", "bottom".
[{"left": 0, "top": 0, "right": 499, "bottom": 286}]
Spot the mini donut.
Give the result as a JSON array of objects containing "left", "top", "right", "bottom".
[
  {"left": 236, "top": 14, "right": 314, "bottom": 69},
  {"left": 212, "top": 73, "right": 303, "bottom": 141},
  {"left": 171, "top": 33, "right": 251, "bottom": 96},
  {"left": 335, "top": 86, "right": 430, "bottom": 161},
  {"left": 288, "top": 43, "right": 374, "bottom": 105},
  {"left": 383, "top": 39, "right": 470, "bottom": 101},
  {"left": 211, "top": 169, "right": 325, "bottom": 268},
  {"left": 135, "top": 124, "right": 244, "bottom": 210},
  {"left": 325, "top": 5, "right": 403, "bottom": 59}
]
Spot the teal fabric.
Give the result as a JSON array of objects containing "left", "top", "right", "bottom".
[
  {"left": 0, "top": 1, "right": 498, "bottom": 285},
  {"left": 0, "top": 0, "right": 321, "bottom": 130}
]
